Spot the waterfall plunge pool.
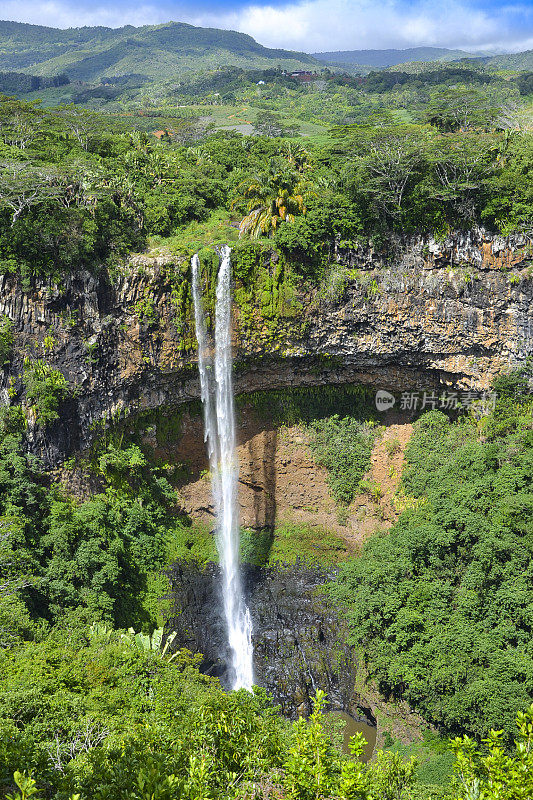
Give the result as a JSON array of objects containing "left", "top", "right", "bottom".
[{"left": 326, "top": 710, "right": 377, "bottom": 761}]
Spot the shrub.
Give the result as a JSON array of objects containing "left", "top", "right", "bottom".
[
  {"left": 0, "top": 316, "right": 13, "bottom": 366},
  {"left": 22, "top": 359, "right": 70, "bottom": 427},
  {"left": 383, "top": 437, "right": 401, "bottom": 458},
  {"left": 309, "top": 416, "right": 378, "bottom": 505}
]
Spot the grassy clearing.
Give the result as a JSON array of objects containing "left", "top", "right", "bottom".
[
  {"left": 383, "top": 734, "right": 454, "bottom": 791},
  {"left": 148, "top": 209, "right": 240, "bottom": 256},
  {"left": 241, "top": 521, "right": 351, "bottom": 567}
]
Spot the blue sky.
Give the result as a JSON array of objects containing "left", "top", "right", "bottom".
[{"left": 1, "top": 0, "right": 532, "bottom": 53}]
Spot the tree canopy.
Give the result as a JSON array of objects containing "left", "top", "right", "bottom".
[{"left": 333, "top": 368, "right": 533, "bottom": 741}]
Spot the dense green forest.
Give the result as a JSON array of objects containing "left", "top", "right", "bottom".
[
  {"left": 333, "top": 368, "right": 533, "bottom": 742},
  {"left": 0, "top": 69, "right": 532, "bottom": 291},
  {"left": 1, "top": 36, "right": 533, "bottom": 800}
]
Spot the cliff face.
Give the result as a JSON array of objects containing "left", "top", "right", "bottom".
[
  {"left": 168, "top": 559, "right": 429, "bottom": 746},
  {"left": 168, "top": 560, "right": 365, "bottom": 722},
  {"left": 1, "top": 228, "right": 531, "bottom": 465}
]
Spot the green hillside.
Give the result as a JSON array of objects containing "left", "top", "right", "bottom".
[
  {"left": 484, "top": 49, "right": 533, "bottom": 70},
  {"left": 0, "top": 20, "right": 318, "bottom": 81},
  {"left": 0, "top": 20, "right": 123, "bottom": 71}
]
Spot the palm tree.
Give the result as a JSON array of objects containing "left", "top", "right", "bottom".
[{"left": 235, "top": 162, "right": 307, "bottom": 238}]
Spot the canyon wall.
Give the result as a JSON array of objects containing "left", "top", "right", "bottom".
[
  {"left": 4, "top": 229, "right": 529, "bottom": 741},
  {"left": 0, "top": 228, "right": 531, "bottom": 465},
  {"left": 167, "top": 559, "right": 426, "bottom": 746},
  {"left": 168, "top": 560, "right": 363, "bottom": 719}
]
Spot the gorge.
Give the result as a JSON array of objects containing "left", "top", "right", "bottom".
[
  {"left": 2, "top": 31, "right": 533, "bottom": 795},
  {"left": 1, "top": 228, "right": 531, "bottom": 747}
]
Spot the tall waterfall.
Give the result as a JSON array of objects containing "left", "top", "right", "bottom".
[{"left": 191, "top": 246, "right": 254, "bottom": 691}]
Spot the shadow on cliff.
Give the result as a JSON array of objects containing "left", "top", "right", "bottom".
[{"left": 241, "top": 427, "right": 277, "bottom": 565}]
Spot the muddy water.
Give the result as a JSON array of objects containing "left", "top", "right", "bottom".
[{"left": 329, "top": 711, "right": 377, "bottom": 762}]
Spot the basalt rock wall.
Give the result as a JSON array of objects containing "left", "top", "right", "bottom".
[
  {"left": 1, "top": 228, "right": 531, "bottom": 466},
  {"left": 167, "top": 560, "right": 370, "bottom": 723}
]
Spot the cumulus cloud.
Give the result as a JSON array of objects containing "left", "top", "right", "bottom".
[
  {"left": 0, "top": 0, "right": 532, "bottom": 53},
  {"left": 195, "top": 0, "right": 533, "bottom": 53}
]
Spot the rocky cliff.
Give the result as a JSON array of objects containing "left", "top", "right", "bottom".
[
  {"left": 167, "top": 559, "right": 428, "bottom": 748},
  {"left": 1, "top": 228, "right": 531, "bottom": 466},
  {"left": 168, "top": 560, "right": 365, "bottom": 720}
]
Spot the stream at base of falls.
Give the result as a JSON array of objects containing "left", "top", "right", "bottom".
[{"left": 327, "top": 711, "right": 377, "bottom": 761}]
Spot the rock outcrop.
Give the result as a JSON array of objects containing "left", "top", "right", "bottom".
[{"left": 167, "top": 560, "right": 371, "bottom": 723}]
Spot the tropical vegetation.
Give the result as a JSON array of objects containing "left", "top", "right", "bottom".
[
  {"left": 0, "top": 30, "right": 533, "bottom": 800},
  {"left": 333, "top": 366, "right": 533, "bottom": 742}
]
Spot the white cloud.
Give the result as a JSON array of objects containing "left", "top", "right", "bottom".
[
  {"left": 194, "top": 0, "right": 533, "bottom": 53},
  {"left": 0, "top": 0, "right": 531, "bottom": 53},
  {"left": 0, "top": 1, "right": 167, "bottom": 29}
]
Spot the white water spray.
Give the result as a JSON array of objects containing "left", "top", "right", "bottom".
[{"left": 191, "top": 247, "right": 254, "bottom": 691}]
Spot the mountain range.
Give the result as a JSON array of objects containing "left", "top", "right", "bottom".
[
  {"left": 312, "top": 46, "right": 481, "bottom": 67},
  {"left": 0, "top": 20, "right": 317, "bottom": 82},
  {"left": 0, "top": 20, "right": 531, "bottom": 90},
  {"left": 313, "top": 46, "right": 533, "bottom": 72}
]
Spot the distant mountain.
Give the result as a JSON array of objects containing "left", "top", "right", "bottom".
[
  {"left": 313, "top": 46, "right": 482, "bottom": 68},
  {"left": 0, "top": 20, "right": 318, "bottom": 82},
  {"left": 483, "top": 50, "right": 533, "bottom": 70},
  {"left": 384, "top": 50, "right": 533, "bottom": 74}
]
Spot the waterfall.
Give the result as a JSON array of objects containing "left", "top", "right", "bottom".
[
  {"left": 191, "top": 253, "right": 218, "bottom": 469},
  {"left": 191, "top": 247, "right": 254, "bottom": 691}
]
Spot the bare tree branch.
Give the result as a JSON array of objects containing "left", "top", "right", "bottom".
[{"left": 0, "top": 161, "right": 60, "bottom": 225}]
